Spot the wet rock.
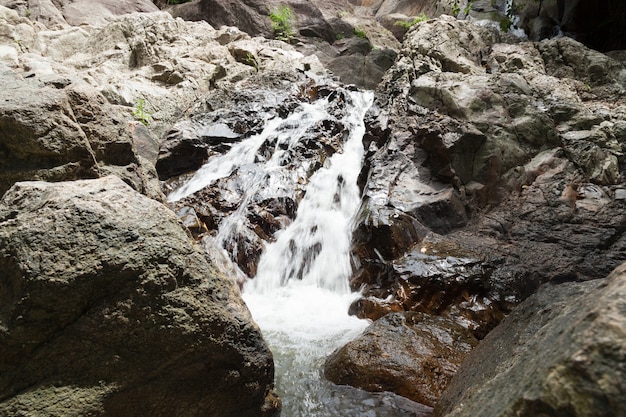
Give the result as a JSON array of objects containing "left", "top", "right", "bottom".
[
  {"left": 0, "top": 175, "right": 278, "bottom": 417},
  {"left": 324, "top": 312, "right": 478, "bottom": 407},
  {"left": 512, "top": 0, "right": 626, "bottom": 52},
  {"left": 166, "top": 84, "right": 359, "bottom": 277},
  {"left": 435, "top": 263, "right": 626, "bottom": 417}
]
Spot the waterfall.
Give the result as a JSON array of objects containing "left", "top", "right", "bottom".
[
  {"left": 171, "top": 88, "right": 415, "bottom": 416},
  {"left": 243, "top": 89, "right": 372, "bottom": 416}
]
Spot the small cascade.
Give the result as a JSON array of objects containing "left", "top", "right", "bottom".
[
  {"left": 170, "top": 87, "right": 417, "bottom": 415},
  {"left": 242, "top": 89, "right": 372, "bottom": 416}
]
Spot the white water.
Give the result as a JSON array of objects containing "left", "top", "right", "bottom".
[
  {"left": 170, "top": 89, "right": 380, "bottom": 415},
  {"left": 243, "top": 90, "right": 372, "bottom": 416}
]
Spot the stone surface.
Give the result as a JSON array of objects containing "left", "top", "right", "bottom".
[
  {"left": 350, "top": 14, "right": 626, "bottom": 334},
  {"left": 0, "top": 5, "right": 330, "bottom": 199},
  {"left": 435, "top": 263, "right": 626, "bottom": 417},
  {"left": 0, "top": 175, "right": 278, "bottom": 417},
  {"left": 324, "top": 312, "right": 478, "bottom": 407}
]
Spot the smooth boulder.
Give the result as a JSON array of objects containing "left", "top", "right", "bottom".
[{"left": 324, "top": 312, "right": 478, "bottom": 407}]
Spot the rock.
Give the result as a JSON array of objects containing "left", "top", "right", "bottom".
[
  {"left": 513, "top": 0, "right": 626, "bottom": 52},
  {"left": 0, "top": 175, "right": 278, "bottom": 417},
  {"left": 324, "top": 312, "right": 478, "bottom": 407},
  {"left": 168, "top": 0, "right": 336, "bottom": 43},
  {"left": 0, "top": 5, "right": 332, "bottom": 199},
  {"left": 350, "top": 14, "right": 626, "bottom": 333},
  {"left": 435, "top": 263, "right": 626, "bottom": 417},
  {"left": 62, "top": 0, "right": 159, "bottom": 27}
]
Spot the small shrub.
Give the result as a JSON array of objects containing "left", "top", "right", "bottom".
[
  {"left": 269, "top": 5, "right": 295, "bottom": 41},
  {"left": 133, "top": 99, "right": 153, "bottom": 126},
  {"left": 354, "top": 26, "right": 367, "bottom": 39},
  {"left": 244, "top": 52, "right": 260, "bottom": 71},
  {"left": 394, "top": 13, "right": 428, "bottom": 29}
]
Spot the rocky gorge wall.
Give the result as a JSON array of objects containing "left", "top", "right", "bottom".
[{"left": 0, "top": 0, "right": 625, "bottom": 416}]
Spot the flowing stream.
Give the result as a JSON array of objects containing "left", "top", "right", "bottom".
[{"left": 170, "top": 88, "right": 421, "bottom": 416}]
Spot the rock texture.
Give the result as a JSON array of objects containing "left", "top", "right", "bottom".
[
  {"left": 324, "top": 312, "right": 477, "bottom": 407},
  {"left": 165, "top": 0, "right": 401, "bottom": 89},
  {"left": 0, "top": 5, "right": 329, "bottom": 198},
  {"left": 509, "top": 0, "right": 626, "bottom": 51},
  {"left": 0, "top": 175, "right": 278, "bottom": 417},
  {"left": 351, "top": 15, "right": 626, "bottom": 334},
  {"left": 435, "top": 263, "right": 626, "bottom": 417}
]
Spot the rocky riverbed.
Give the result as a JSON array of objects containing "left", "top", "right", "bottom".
[{"left": 1, "top": 0, "right": 625, "bottom": 416}]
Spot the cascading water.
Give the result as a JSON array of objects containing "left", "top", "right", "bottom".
[
  {"left": 243, "top": 90, "right": 371, "bottom": 416},
  {"left": 170, "top": 87, "right": 418, "bottom": 416}
]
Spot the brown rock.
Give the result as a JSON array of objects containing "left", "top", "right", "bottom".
[{"left": 324, "top": 312, "right": 478, "bottom": 407}]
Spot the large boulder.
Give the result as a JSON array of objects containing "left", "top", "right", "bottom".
[
  {"left": 324, "top": 312, "right": 478, "bottom": 407},
  {"left": 435, "top": 263, "right": 626, "bottom": 417},
  {"left": 0, "top": 175, "right": 278, "bottom": 417}
]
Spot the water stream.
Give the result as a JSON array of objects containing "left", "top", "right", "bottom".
[{"left": 170, "top": 88, "right": 422, "bottom": 416}]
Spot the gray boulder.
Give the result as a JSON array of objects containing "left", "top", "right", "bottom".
[
  {"left": 435, "top": 263, "right": 626, "bottom": 417},
  {"left": 0, "top": 175, "right": 278, "bottom": 417}
]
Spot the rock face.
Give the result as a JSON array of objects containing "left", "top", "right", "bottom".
[
  {"left": 0, "top": 5, "right": 330, "bottom": 199},
  {"left": 0, "top": 175, "right": 278, "bottom": 417},
  {"left": 169, "top": 0, "right": 335, "bottom": 43},
  {"left": 165, "top": 0, "right": 400, "bottom": 89},
  {"left": 510, "top": 0, "right": 626, "bottom": 51},
  {"left": 435, "top": 263, "right": 626, "bottom": 417},
  {"left": 324, "top": 312, "right": 478, "bottom": 407},
  {"left": 351, "top": 14, "right": 626, "bottom": 333}
]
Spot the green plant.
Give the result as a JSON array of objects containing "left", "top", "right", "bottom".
[
  {"left": 244, "top": 52, "right": 260, "bottom": 71},
  {"left": 394, "top": 13, "right": 428, "bottom": 29},
  {"left": 451, "top": 0, "right": 474, "bottom": 16},
  {"left": 133, "top": 98, "right": 153, "bottom": 126},
  {"left": 269, "top": 5, "right": 295, "bottom": 41},
  {"left": 353, "top": 26, "right": 367, "bottom": 39}
]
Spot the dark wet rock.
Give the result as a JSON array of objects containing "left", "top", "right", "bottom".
[
  {"left": 510, "top": 0, "right": 626, "bottom": 52},
  {"left": 351, "top": 234, "right": 506, "bottom": 339},
  {"left": 0, "top": 175, "right": 278, "bottom": 417},
  {"left": 435, "top": 263, "right": 626, "bottom": 417},
  {"left": 324, "top": 312, "right": 478, "bottom": 407}
]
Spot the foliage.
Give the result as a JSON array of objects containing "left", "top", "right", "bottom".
[
  {"left": 269, "top": 5, "right": 295, "bottom": 41},
  {"left": 451, "top": 0, "right": 474, "bottom": 16},
  {"left": 244, "top": 52, "right": 260, "bottom": 72},
  {"left": 394, "top": 13, "right": 428, "bottom": 29},
  {"left": 353, "top": 26, "right": 367, "bottom": 39},
  {"left": 133, "top": 99, "right": 153, "bottom": 126}
]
